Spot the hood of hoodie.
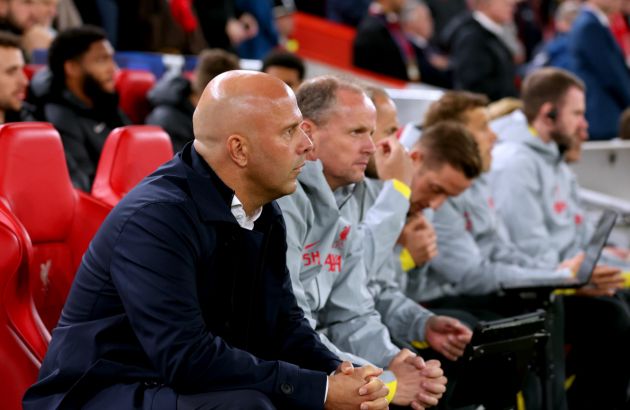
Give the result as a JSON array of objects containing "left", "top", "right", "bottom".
[
  {"left": 491, "top": 109, "right": 562, "bottom": 164},
  {"left": 147, "top": 74, "right": 193, "bottom": 110}
]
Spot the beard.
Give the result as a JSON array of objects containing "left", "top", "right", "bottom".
[
  {"left": 549, "top": 128, "right": 573, "bottom": 156},
  {"left": 83, "top": 73, "right": 118, "bottom": 111}
]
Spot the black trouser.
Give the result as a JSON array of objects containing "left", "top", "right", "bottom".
[{"left": 563, "top": 295, "right": 630, "bottom": 410}]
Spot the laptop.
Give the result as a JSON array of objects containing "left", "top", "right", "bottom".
[{"left": 501, "top": 209, "right": 618, "bottom": 292}]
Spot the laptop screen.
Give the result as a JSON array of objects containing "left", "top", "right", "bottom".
[{"left": 576, "top": 210, "right": 618, "bottom": 282}]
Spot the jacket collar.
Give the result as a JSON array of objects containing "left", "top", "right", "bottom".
[{"left": 182, "top": 143, "right": 282, "bottom": 226}]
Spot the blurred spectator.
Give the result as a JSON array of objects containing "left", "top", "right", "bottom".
[
  {"left": 442, "top": 0, "right": 519, "bottom": 100},
  {"left": 0, "top": 0, "right": 52, "bottom": 58},
  {"left": 0, "top": 31, "right": 32, "bottom": 123},
  {"left": 401, "top": 0, "right": 452, "bottom": 84},
  {"left": 32, "top": 0, "right": 57, "bottom": 33},
  {"left": 273, "top": 0, "right": 296, "bottom": 50},
  {"left": 353, "top": 0, "right": 417, "bottom": 82},
  {"left": 425, "top": 0, "right": 468, "bottom": 42},
  {"left": 235, "top": 0, "right": 279, "bottom": 59},
  {"left": 31, "top": 25, "right": 128, "bottom": 191},
  {"left": 146, "top": 48, "right": 239, "bottom": 152},
  {"left": 567, "top": 0, "right": 630, "bottom": 140},
  {"left": 527, "top": 0, "right": 580, "bottom": 72},
  {"left": 326, "top": 0, "right": 371, "bottom": 26},
  {"left": 354, "top": 0, "right": 451, "bottom": 86},
  {"left": 193, "top": 0, "right": 258, "bottom": 52},
  {"left": 618, "top": 106, "right": 630, "bottom": 139},
  {"left": 0, "top": 0, "right": 38, "bottom": 34},
  {"left": 261, "top": 49, "right": 304, "bottom": 91}
]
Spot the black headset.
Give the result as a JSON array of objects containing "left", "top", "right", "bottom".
[{"left": 547, "top": 107, "right": 557, "bottom": 121}]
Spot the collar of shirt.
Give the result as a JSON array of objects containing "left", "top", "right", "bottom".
[
  {"left": 583, "top": 4, "right": 609, "bottom": 27},
  {"left": 473, "top": 11, "right": 505, "bottom": 38},
  {"left": 333, "top": 183, "right": 356, "bottom": 209},
  {"left": 230, "top": 195, "right": 262, "bottom": 230}
]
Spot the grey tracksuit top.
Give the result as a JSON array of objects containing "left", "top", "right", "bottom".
[
  {"left": 488, "top": 110, "right": 590, "bottom": 265},
  {"left": 336, "top": 178, "right": 434, "bottom": 347},
  {"left": 417, "top": 175, "right": 573, "bottom": 301},
  {"left": 277, "top": 161, "right": 399, "bottom": 367}
]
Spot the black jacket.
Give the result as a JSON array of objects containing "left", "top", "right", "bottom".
[
  {"left": 353, "top": 13, "right": 452, "bottom": 87},
  {"left": 30, "top": 69, "right": 129, "bottom": 192},
  {"left": 442, "top": 13, "right": 517, "bottom": 101},
  {"left": 23, "top": 144, "right": 340, "bottom": 409},
  {"left": 145, "top": 75, "right": 195, "bottom": 153}
]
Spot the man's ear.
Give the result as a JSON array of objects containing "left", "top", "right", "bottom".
[
  {"left": 409, "top": 147, "right": 424, "bottom": 168},
  {"left": 64, "top": 59, "right": 81, "bottom": 79},
  {"left": 540, "top": 102, "right": 556, "bottom": 123},
  {"left": 301, "top": 119, "right": 317, "bottom": 138},
  {"left": 226, "top": 134, "right": 249, "bottom": 167}
]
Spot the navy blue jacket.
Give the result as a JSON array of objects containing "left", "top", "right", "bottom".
[
  {"left": 568, "top": 8, "right": 630, "bottom": 140},
  {"left": 24, "top": 143, "right": 341, "bottom": 409}
]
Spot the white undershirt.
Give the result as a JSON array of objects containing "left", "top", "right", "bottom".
[{"left": 230, "top": 195, "right": 262, "bottom": 230}]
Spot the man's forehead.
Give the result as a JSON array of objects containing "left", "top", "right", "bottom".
[{"left": 432, "top": 164, "right": 471, "bottom": 193}]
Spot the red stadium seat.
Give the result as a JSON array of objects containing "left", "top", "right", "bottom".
[
  {"left": 0, "top": 205, "right": 48, "bottom": 410},
  {"left": 115, "top": 68, "right": 156, "bottom": 124},
  {"left": 0, "top": 123, "right": 112, "bottom": 331},
  {"left": 23, "top": 64, "right": 44, "bottom": 80},
  {"left": 92, "top": 125, "right": 173, "bottom": 206}
]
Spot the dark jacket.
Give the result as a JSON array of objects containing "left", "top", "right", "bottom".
[
  {"left": 443, "top": 13, "right": 517, "bottom": 101},
  {"left": 29, "top": 69, "right": 129, "bottom": 192},
  {"left": 145, "top": 75, "right": 195, "bottom": 153},
  {"left": 568, "top": 8, "right": 630, "bottom": 140},
  {"left": 4, "top": 102, "right": 36, "bottom": 123},
  {"left": 353, "top": 13, "right": 452, "bottom": 87},
  {"left": 23, "top": 143, "right": 340, "bottom": 410}
]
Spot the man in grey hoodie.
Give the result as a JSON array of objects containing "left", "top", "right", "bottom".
[
  {"left": 489, "top": 68, "right": 630, "bottom": 410},
  {"left": 278, "top": 76, "right": 464, "bottom": 409}
]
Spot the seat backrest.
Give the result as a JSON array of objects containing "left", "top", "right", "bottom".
[
  {"left": 92, "top": 125, "right": 174, "bottom": 206},
  {"left": 0, "top": 122, "right": 111, "bottom": 330},
  {"left": 115, "top": 68, "right": 156, "bottom": 124},
  {"left": 23, "top": 64, "right": 45, "bottom": 80},
  {"left": 0, "top": 206, "right": 46, "bottom": 410}
]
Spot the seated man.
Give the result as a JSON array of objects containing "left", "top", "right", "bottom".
[
  {"left": 490, "top": 68, "right": 610, "bottom": 267},
  {"left": 146, "top": 48, "right": 240, "bottom": 152},
  {"left": 279, "top": 76, "right": 472, "bottom": 408},
  {"left": 0, "top": 31, "right": 33, "bottom": 123},
  {"left": 0, "top": 0, "right": 53, "bottom": 58},
  {"left": 31, "top": 25, "right": 128, "bottom": 192},
  {"left": 261, "top": 50, "right": 305, "bottom": 92},
  {"left": 23, "top": 71, "right": 390, "bottom": 410},
  {"left": 404, "top": 90, "right": 628, "bottom": 410}
]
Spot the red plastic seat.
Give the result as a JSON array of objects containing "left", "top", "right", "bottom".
[
  {"left": 23, "top": 64, "right": 44, "bottom": 80},
  {"left": 92, "top": 125, "right": 173, "bottom": 206},
  {"left": 0, "top": 204, "right": 49, "bottom": 410},
  {"left": 0, "top": 122, "right": 112, "bottom": 331},
  {"left": 115, "top": 68, "right": 156, "bottom": 124}
]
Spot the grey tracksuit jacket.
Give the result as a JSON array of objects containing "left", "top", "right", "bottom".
[
  {"left": 336, "top": 178, "right": 434, "bottom": 346},
  {"left": 488, "top": 110, "right": 590, "bottom": 265},
  {"left": 415, "top": 175, "right": 573, "bottom": 301},
  {"left": 277, "top": 161, "right": 399, "bottom": 367}
]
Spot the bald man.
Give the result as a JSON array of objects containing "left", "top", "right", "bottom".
[{"left": 24, "top": 71, "right": 389, "bottom": 410}]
